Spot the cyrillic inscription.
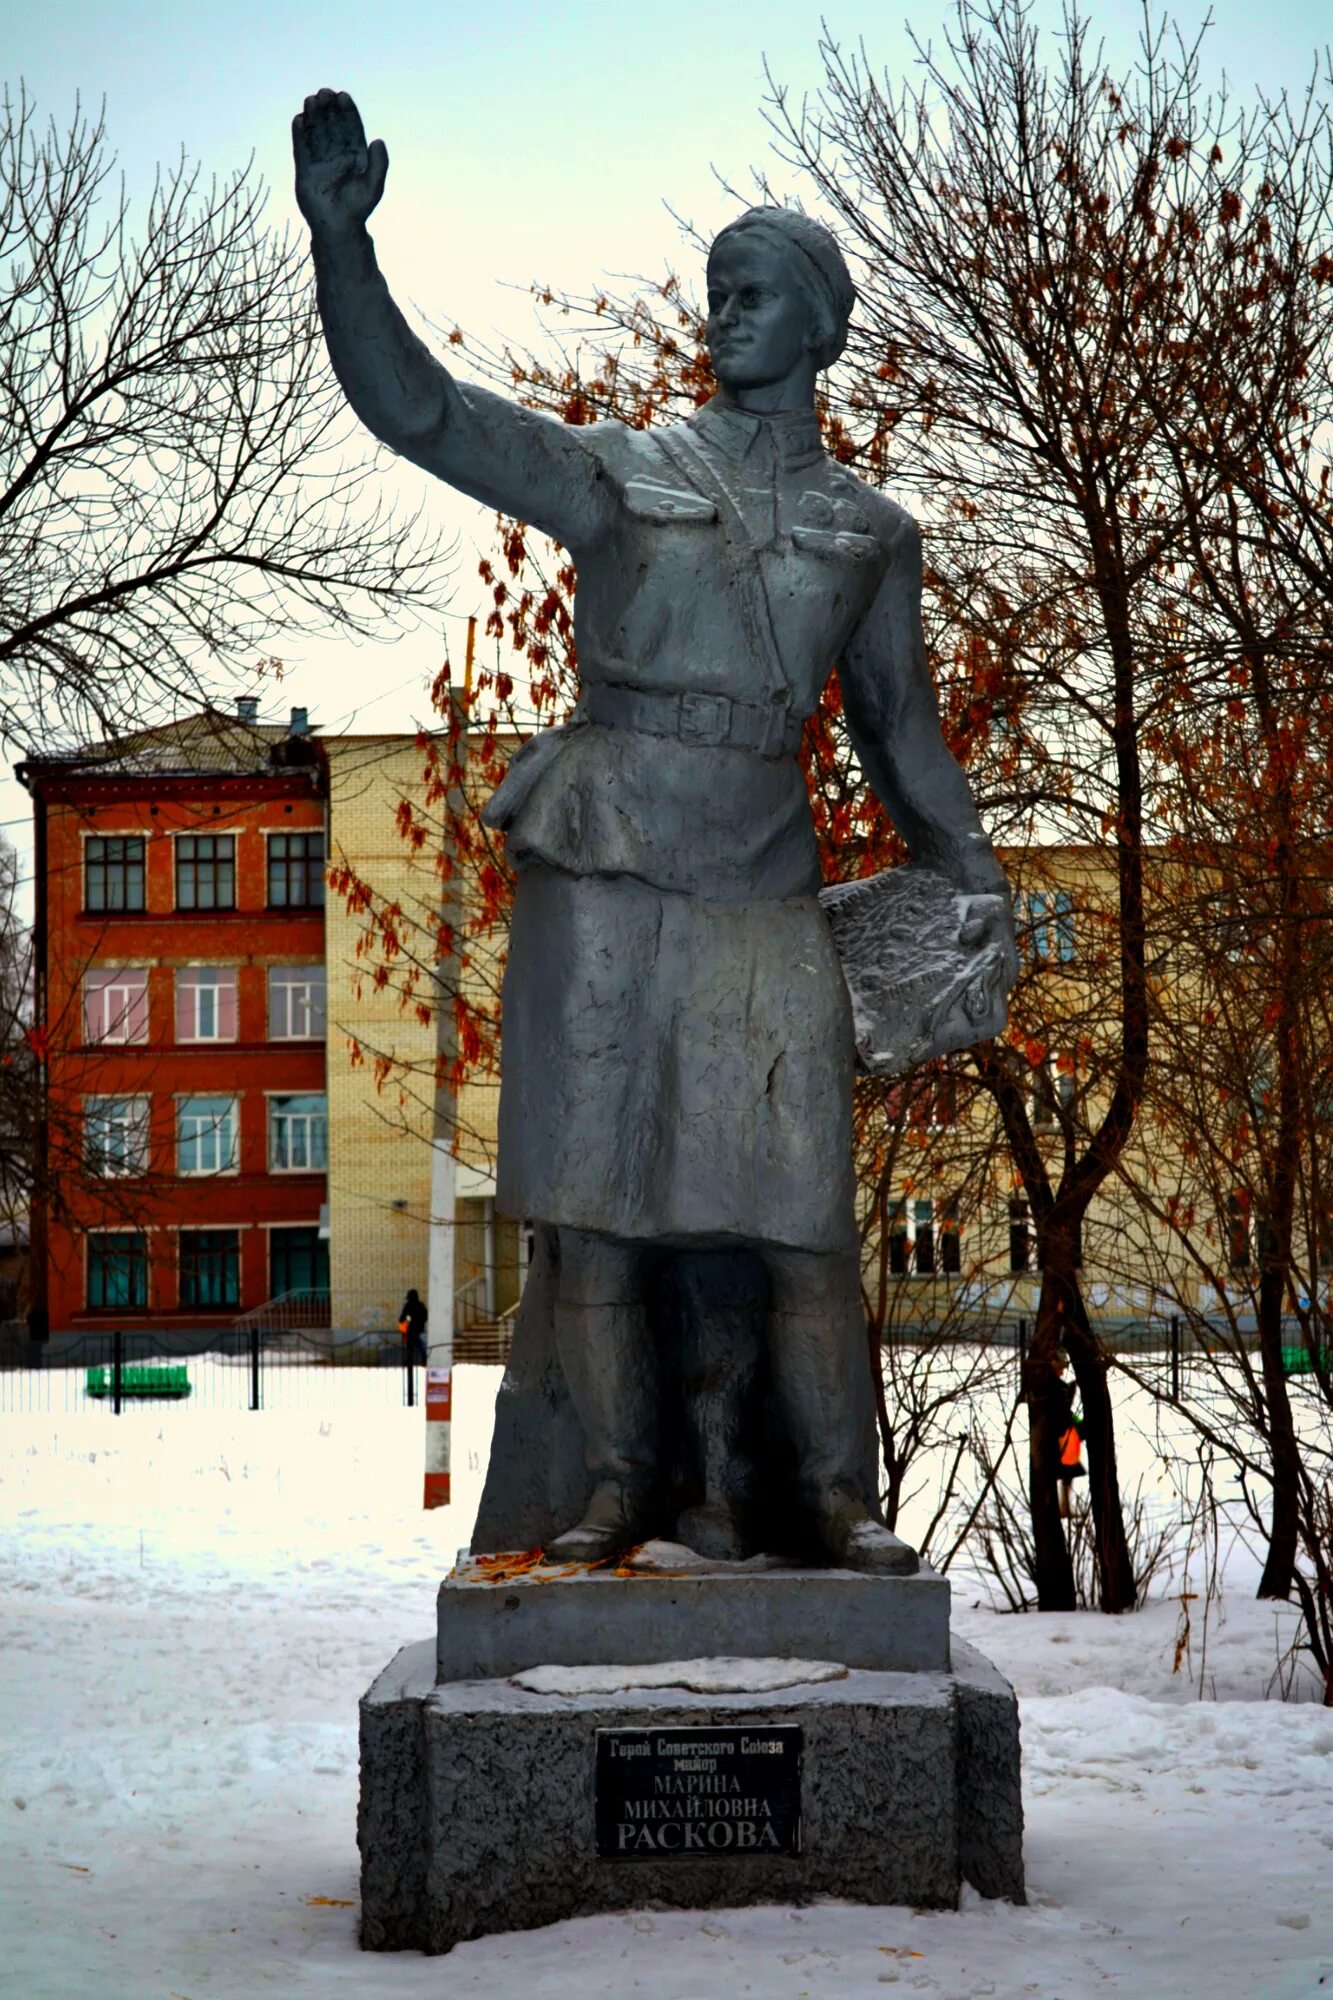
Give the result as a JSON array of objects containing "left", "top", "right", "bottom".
[{"left": 594, "top": 1725, "right": 802, "bottom": 1860}]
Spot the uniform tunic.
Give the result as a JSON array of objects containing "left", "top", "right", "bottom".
[{"left": 480, "top": 392, "right": 912, "bottom": 1255}]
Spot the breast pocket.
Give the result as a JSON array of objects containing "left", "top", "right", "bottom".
[
  {"left": 623, "top": 480, "right": 718, "bottom": 525},
  {"left": 791, "top": 526, "right": 881, "bottom": 565}
]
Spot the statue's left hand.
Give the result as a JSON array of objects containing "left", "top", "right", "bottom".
[{"left": 958, "top": 893, "right": 1019, "bottom": 993}]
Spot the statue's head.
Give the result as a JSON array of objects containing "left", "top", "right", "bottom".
[{"left": 705, "top": 207, "right": 855, "bottom": 393}]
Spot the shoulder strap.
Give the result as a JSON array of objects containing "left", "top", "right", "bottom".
[{"left": 656, "top": 425, "right": 794, "bottom": 721}]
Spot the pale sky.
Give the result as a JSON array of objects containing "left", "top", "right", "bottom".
[{"left": 3, "top": 0, "right": 1331, "bottom": 902}]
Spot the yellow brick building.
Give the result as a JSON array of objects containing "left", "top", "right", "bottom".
[
  {"left": 322, "top": 731, "right": 524, "bottom": 1340},
  {"left": 326, "top": 730, "right": 1300, "bottom": 1344}
]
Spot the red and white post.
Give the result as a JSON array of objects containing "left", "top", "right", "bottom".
[
  {"left": 423, "top": 621, "right": 470, "bottom": 1510},
  {"left": 423, "top": 1360, "right": 452, "bottom": 1509}
]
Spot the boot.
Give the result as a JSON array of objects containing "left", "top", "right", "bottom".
[
  {"left": 767, "top": 1297, "right": 921, "bottom": 1578},
  {"left": 811, "top": 1484, "right": 920, "bottom": 1576},
  {"left": 546, "top": 1301, "right": 658, "bottom": 1563}
]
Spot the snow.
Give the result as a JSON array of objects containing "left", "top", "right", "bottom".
[
  {"left": 512, "top": 1657, "right": 849, "bottom": 1695},
  {"left": 3, "top": 1363, "right": 1333, "bottom": 2000}
]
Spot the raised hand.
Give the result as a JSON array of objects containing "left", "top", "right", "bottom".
[{"left": 292, "top": 89, "right": 388, "bottom": 236}]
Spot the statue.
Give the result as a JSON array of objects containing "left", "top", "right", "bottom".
[{"left": 293, "top": 89, "right": 1018, "bottom": 1575}]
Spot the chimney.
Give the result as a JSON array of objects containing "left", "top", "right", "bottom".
[
  {"left": 289, "top": 706, "right": 310, "bottom": 736},
  {"left": 236, "top": 695, "right": 259, "bottom": 723}
]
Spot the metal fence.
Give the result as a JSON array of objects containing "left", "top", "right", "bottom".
[
  {"left": 2, "top": 1309, "right": 1325, "bottom": 1419},
  {"left": 0, "top": 1327, "right": 426, "bottom": 1417}
]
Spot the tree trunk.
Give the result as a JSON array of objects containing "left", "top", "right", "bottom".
[
  {"left": 868, "top": 1316, "right": 902, "bottom": 1530},
  {"left": 1023, "top": 1315, "right": 1076, "bottom": 1611},
  {"left": 1061, "top": 1283, "right": 1138, "bottom": 1613},
  {"left": 1256, "top": 1275, "right": 1301, "bottom": 1599},
  {"left": 1254, "top": 862, "right": 1303, "bottom": 1601}
]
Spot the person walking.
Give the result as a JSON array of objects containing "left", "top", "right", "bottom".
[
  {"left": 1054, "top": 1358, "right": 1085, "bottom": 1521},
  {"left": 399, "top": 1288, "right": 428, "bottom": 1368}
]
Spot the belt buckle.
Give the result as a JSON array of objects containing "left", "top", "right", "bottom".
[{"left": 678, "top": 691, "right": 730, "bottom": 747}]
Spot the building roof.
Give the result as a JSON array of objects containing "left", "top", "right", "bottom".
[{"left": 16, "top": 704, "right": 320, "bottom": 786}]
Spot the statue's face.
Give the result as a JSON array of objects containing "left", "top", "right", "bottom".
[{"left": 705, "top": 233, "right": 815, "bottom": 390}]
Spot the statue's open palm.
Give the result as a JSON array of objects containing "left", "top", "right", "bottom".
[{"left": 292, "top": 89, "right": 388, "bottom": 233}]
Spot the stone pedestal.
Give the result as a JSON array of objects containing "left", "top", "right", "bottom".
[
  {"left": 358, "top": 1559, "right": 1024, "bottom": 1955},
  {"left": 437, "top": 1551, "right": 951, "bottom": 1681}
]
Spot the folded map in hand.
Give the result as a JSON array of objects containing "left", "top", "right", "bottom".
[{"left": 818, "top": 865, "right": 1012, "bottom": 1078}]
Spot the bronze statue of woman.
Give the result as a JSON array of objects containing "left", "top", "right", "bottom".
[{"left": 293, "top": 88, "right": 1017, "bottom": 1573}]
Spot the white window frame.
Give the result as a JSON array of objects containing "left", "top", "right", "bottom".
[
  {"left": 84, "top": 966, "right": 149, "bottom": 1046},
  {"left": 84, "top": 1095, "right": 150, "bottom": 1178},
  {"left": 1029, "top": 1055, "right": 1075, "bottom": 1133},
  {"left": 177, "top": 1095, "right": 239, "bottom": 1177},
  {"left": 886, "top": 1196, "right": 961, "bottom": 1278},
  {"left": 175, "top": 965, "right": 238, "bottom": 1044},
  {"left": 1022, "top": 889, "right": 1076, "bottom": 965},
  {"left": 267, "top": 963, "right": 327, "bottom": 1041},
  {"left": 268, "top": 1092, "right": 328, "bottom": 1173}
]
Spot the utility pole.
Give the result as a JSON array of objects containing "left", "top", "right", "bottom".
[{"left": 423, "top": 616, "right": 473, "bottom": 1509}]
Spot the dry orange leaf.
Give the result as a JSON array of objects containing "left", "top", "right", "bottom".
[{"left": 303, "top": 1895, "right": 356, "bottom": 1908}]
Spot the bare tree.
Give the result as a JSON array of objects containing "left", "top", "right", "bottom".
[
  {"left": 766, "top": 0, "right": 1333, "bottom": 1612},
  {"left": 0, "top": 88, "right": 448, "bottom": 750}
]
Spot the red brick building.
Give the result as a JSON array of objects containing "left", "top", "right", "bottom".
[{"left": 19, "top": 703, "right": 331, "bottom": 1332}]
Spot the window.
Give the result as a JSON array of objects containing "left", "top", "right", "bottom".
[
  {"left": 88, "top": 1233, "right": 147, "bottom": 1309},
  {"left": 1251, "top": 1065, "right": 1274, "bottom": 1127},
  {"left": 268, "top": 964, "right": 327, "bottom": 1040},
  {"left": 179, "top": 1229, "right": 240, "bottom": 1308},
  {"left": 175, "top": 835, "right": 235, "bottom": 911},
  {"left": 175, "top": 966, "right": 237, "bottom": 1042},
  {"left": 1030, "top": 1056, "right": 1075, "bottom": 1133},
  {"left": 84, "top": 1097, "right": 149, "bottom": 1178},
  {"left": 270, "top": 1225, "right": 329, "bottom": 1297},
  {"left": 83, "top": 967, "right": 148, "bottom": 1045},
  {"left": 1022, "top": 889, "right": 1075, "bottom": 964},
  {"left": 269, "top": 1093, "right": 327, "bottom": 1172},
  {"left": 888, "top": 1199, "right": 908, "bottom": 1275},
  {"left": 85, "top": 836, "right": 145, "bottom": 912},
  {"left": 1211, "top": 891, "right": 1248, "bottom": 961},
  {"left": 886, "top": 1197, "right": 959, "bottom": 1277},
  {"left": 1227, "top": 1191, "right": 1252, "bottom": 1273},
  {"left": 1009, "top": 1199, "right": 1031, "bottom": 1274},
  {"left": 940, "top": 1197, "right": 962, "bottom": 1276},
  {"left": 913, "top": 1199, "right": 935, "bottom": 1275},
  {"left": 1255, "top": 1211, "right": 1277, "bottom": 1269},
  {"left": 267, "top": 832, "right": 325, "bottom": 909},
  {"left": 178, "top": 1096, "right": 238, "bottom": 1175},
  {"left": 927, "top": 1072, "right": 958, "bottom": 1131}
]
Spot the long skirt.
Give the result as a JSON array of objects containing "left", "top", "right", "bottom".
[{"left": 495, "top": 865, "right": 857, "bottom": 1255}]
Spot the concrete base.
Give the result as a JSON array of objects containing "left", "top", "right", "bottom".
[
  {"left": 359, "top": 1633, "right": 1024, "bottom": 1954},
  {"left": 439, "top": 1552, "right": 951, "bottom": 1681}
]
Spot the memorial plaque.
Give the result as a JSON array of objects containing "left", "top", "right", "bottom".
[{"left": 595, "top": 1725, "right": 802, "bottom": 1860}]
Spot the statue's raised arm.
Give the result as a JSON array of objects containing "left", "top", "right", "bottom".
[{"left": 292, "top": 90, "right": 612, "bottom": 552}]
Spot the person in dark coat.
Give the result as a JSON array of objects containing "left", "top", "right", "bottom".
[{"left": 399, "top": 1288, "right": 428, "bottom": 1367}]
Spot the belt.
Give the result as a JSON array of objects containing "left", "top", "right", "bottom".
[{"left": 581, "top": 682, "right": 803, "bottom": 758}]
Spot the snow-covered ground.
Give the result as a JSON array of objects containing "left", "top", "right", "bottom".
[{"left": 3, "top": 1364, "right": 1332, "bottom": 2000}]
